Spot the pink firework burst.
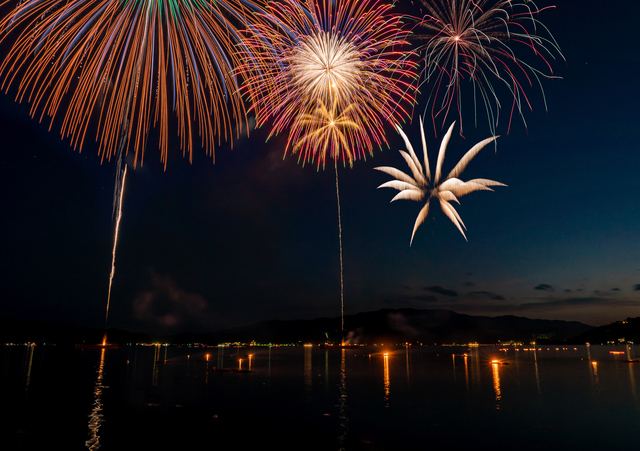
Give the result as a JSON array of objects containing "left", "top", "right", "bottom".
[
  {"left": 416, "top": 0, "right": 564, "bottom": 136},
  {"left": 238, "top": 0, "right": 418, "bottom": 169}
]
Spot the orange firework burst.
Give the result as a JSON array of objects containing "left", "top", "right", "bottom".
[
  {"left": 238, "top": 0, "right": 418, "bottom": 169},
  {"left": 416, "top": 0, "right": 563, "bottom": 135},
  {"left": 0, "top": 0, "right": 267, "bottom": 167},
  {"left": 292, "top": 101, "right": 360, "bottom": 167}
]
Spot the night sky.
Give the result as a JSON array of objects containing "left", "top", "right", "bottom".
[{"left": 1, "top": 0, "right": 639, "bottom": 334}]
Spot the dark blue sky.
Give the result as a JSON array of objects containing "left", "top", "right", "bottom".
[{"left": 1, "top": 0, "right": 639, "bottom": 333}]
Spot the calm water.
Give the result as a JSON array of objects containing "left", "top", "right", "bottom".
[{"left": 2, "top": 344, "right": 640, "bottom": 450}]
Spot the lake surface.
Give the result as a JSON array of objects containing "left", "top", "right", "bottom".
[{"left": 2, "top": 343, "right": 640, "bottom": 450}]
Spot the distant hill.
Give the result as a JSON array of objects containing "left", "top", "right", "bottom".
[
  {"left": 174, "top": 308, "right": 594, "bottom": 345},
  {"left": 567, "top": 317, "right": 640, "bottom": 344},
  {"left": 0, "top": 309, "right": 595, "bottom": 345}
]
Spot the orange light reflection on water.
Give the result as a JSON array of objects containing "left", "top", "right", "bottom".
[
  {"left": 463, "top": 354, "right": 469, "bottom": 391},
  {"left": 492, "top": 361, "right": 501, "bottom": 410},
  {"left": 383, "top": 353, "right": 390, "bottom": 407},
  {"left": 591, "top": 361, "right": 600, "bottom": 392}
]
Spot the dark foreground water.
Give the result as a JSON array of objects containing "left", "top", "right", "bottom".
[{"left": 2, "top": 343, "right": 640, "bottom": 450}]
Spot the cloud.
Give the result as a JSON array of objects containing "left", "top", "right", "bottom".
[
  {"left": 516, "top": 297, "right": 640, "bottom": 311},
  {"left": 591, "top": 289, "right": 621, "bottom": 298},
  {"left": 439, "top": 293, "right": 640, "bottom": 326},
  {"left": 133, "top": 272, "right": 209, "bottom": 329},
  {"left": 470, "top": 297, "right": 640, "bottom": 314},
  {"left": 424, "top": 285, "right": 458, "bottom": 297},
  {"left": 534, "top": 284, "right": 554, "bottom": 292},
  {"left": 518, "top": 297, "right": 602, "bottom": 310},
  {"left": 469, "top": 291, "right": 505, "bottom": 301}
]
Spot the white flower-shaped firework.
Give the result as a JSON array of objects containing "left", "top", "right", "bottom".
[{"left": 376, "top": 121, "right": 506, "bottom": 244}]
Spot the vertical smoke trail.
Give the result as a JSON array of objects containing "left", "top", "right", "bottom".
[
  {"left": 335, "top": 163, "right": 344, "bottom": 345},
  {"left": 106, "top": 164, "right": 127, "bottom": 324}
]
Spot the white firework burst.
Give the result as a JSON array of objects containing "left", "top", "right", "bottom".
[{"left": 376, "top": 120, "right": 506, "bottom": 244}]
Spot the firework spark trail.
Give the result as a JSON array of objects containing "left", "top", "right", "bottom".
[
  {"left": 238, "top": 0, "right": 417, "bottom": 342},
  {"left": 335, "top": 163, "right": 344, "bottom": 344},
  {"left": 293, "top": 100, "right": 357, "bottom": 343},
  {"left": 106, "top": 165, "right": 127, "bottom": 324},
  {"left": 415, "top": 0, "right": 563, "bottom": 136},
  {"left": 0, "top": 0, "right": 270, "bottom": 331},
  {"left": 112, "top": 85, "right": 132, "bottom": 219},
  {"left": 238, "top": 0, "right": 418, "bottom": 168},
  {"left": 0, "top": 0, "right": 268, "bottom": 167}
]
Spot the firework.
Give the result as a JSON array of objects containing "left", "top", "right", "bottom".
[
  {"left": 288, "top": 99, "right": 362, "bottom": 340},
  {"left": 376, "top": 120, "right": 506, "bottom": 243},
  {"left": 415, "top": 0, "right": 563, "bottom": 135},
  {"left": 106, "top": 165, "right": 126, "bottom": 323},
  {"left": 0, "top": 0, "right": 266, "bottom": 167},
  {"left": 291, "top": 100, "right": 360, "bottom": 168},
  {"left": 238, "top": 0, "right": 418, "bottom": 168}
]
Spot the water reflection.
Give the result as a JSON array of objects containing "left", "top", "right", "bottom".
[
  {"left": 627, "top": 345, "right": 638, "bottom": 402},
  {"left": 86, "top": 348, "right": 106, "bottom": 450},
  {"left": 405, "top": 345, "right": 411, "bottom": 386},
  {"left": 470, "top": 347, "right": 481, "bottom": 391},
  {"left": 463, "top": 354, "right": 469, "bottom": 391},
  {"left": 383, "top": 353, "right": 390, "bottom": 407},
  {"left": 152, "top": 345, "right": 161, "bottom": 386},
  {"left": 533, "top": 348, "right": 541, "bottom": 395},
  {"left": 6, "top": 344, "right": 640, "bottom": 449},
  {"left": 24, "top": 343, "right": 35, "bottom": 393},
  {"left": 591, "top": 361, "right": 600, "bottom": 393},
  {"left": 338, "top": 349, "right": 348, "bottom": 451},
  {"left": 304, "top": 345, "right": 312, "bottom": 396},
  {"left": 324, "top": 350, "right": 329, "bottom": 393},
  {"left": 217, "top": 345, "right": 224, "bottom": 370},
  {"left": 451, "top": 354, "right": 456, "bottom": 381},
  {"left": 491, "top": 361, "right": 501, "bottom": 410}
]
